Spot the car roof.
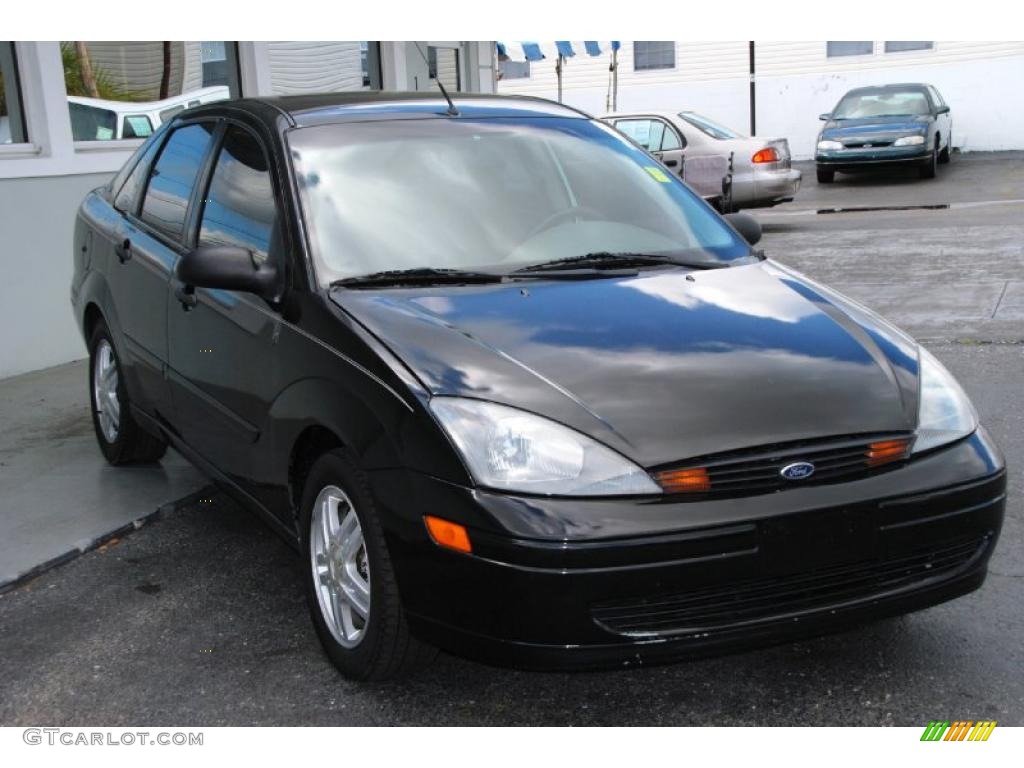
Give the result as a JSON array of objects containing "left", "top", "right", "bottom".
[
  {"left": 187, "top": 91, "right": 591, "bottom": 129},
  {"left": 599, "top": 110, "right": 682, "bottom": 121},
  {"left": 845, "top": 83, "right": 933, "bottom": 93}
]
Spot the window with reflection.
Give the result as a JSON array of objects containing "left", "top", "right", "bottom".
[
  {"left": 139, "top": 123, "right": 216, "bottom": 241},
  {"left": 1, "top": 42, "right": 28, "bottom": 144},
  {"left": 60, "top": 42, "right": 236, "bottom": 141},
  {"left": 199, "top": 125, "right": 277, "bottom": 264},
  {"left": 267, "top": 42, "right": 380, "bottom": 94}
]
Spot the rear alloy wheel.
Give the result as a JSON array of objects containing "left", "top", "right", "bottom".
[
  {"left": 919, "top": 141, "right": 938, "bottom": 179},
  {"left": 300, "top": 449, "right": 436, "bottom": 680},
  {"left": 816, "top": 167, "right": 835, "bottom": 184},
  {"left": 88, "top": 319, "right": 167, "bottom": 465}
]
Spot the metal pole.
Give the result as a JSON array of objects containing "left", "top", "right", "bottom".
[
  {"left": 748, "top": 41, "right": 756, "bottom": 136},
  {"left": 612, "top": 48, "right": 618, "bottom": 112},
  {"left": 556, "top": 54, "right": 563, "bottom": 103}
]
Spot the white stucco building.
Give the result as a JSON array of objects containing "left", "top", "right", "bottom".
[
  {"left": 497, "top": 41, "right": 1024, "bottom": 158},
  {"left": 0, "top": 41, "right": 496, "bottom": 378}
]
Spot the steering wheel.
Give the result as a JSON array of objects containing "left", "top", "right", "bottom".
[{"left": 522, "top": 205, "right": 603, "bottom": 243}]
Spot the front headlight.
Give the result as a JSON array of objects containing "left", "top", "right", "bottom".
[
  {"left": 430, "top": 397, "right": 661, "bottom": 496},
  {"left": 894, "top": 135, "right": 926, "bottom": 146},
  {"left": 817, "top": 139, "right": 843, "bottom": 151},
  {"left": 913, "top": 347, "right": 978, "bottom": 454}
]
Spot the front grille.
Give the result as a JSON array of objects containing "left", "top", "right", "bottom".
[
  {"left": 844, "top": 141, "right": 893, "bottom": 148},
  {"left": 592, "top": 536, "right": 987, "bottom": 637},
  {"left": 655, "top": 433, "right": 913, "bottom": 497}
]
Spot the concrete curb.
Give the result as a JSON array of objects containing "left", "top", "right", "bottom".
[{"left": 0, "top": 486, "right": 212, "bottom": 596}]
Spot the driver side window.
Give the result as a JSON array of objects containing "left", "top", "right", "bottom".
[{"left": 198, "top": 125, "right": 278, "bottom": 265}]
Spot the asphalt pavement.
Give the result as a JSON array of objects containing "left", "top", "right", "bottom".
[{"left": 0, "top": 152, "right": 1021, "bottom": 726}]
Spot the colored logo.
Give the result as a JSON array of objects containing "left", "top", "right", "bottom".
[
  {"left": 920, "top": 721, "right": 997, "bottom": 741},
  {"left": 780, "top": 461, "right": 815, "bottom": 480}
]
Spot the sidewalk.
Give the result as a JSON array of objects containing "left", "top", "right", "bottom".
[{"left": 0, "top": 359, "right": 204, "bottom": 589}]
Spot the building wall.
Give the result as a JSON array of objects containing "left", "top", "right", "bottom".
[
  {"left": 498, "top": 41, "right": 1024, "bottom": 159},
  {"left": 0, "top": 172, "right": 112, "bottom": 377}
]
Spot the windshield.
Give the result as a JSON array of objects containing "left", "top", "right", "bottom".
[
  {"left": 832, "top": 89, "right": 932, "bottom": 119},
  {"left": 678, "top": 112, "right": 744, "bottom": 140},
  {"left": 289, "top": 117, "right": 752, "bottom": 285}
]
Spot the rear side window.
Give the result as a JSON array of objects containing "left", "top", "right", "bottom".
[
  {"left": 139, "top": 123, "right": 216, "bottom": 242},
  {"left": 198, "top": 125, "right": 278, "bottom": 264},
  {"left": 113, "top": 137, "right": 161, "bottom": 214}
]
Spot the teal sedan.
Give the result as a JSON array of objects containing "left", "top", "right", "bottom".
[{"left": 815, "top": 83, "right": 952, "bottom": 183}]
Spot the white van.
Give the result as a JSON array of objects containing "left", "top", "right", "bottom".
[{"left": 67, "top": 86, "right": 229, "bottom": 141}]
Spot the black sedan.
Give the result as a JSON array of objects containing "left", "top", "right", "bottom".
[
  {"left": 71, "top": 92, "right": 1004, "bottom": 680},
  {"left": 815, "top": 83, "right": 953, "bottom": 183}
]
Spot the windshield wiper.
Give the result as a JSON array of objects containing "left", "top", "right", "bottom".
[
  {"left": 331, "top": 267, "right": 502, "bottom": 289},
  {"left": 512, "top": 252, "right": 724, "bottom": 274}
]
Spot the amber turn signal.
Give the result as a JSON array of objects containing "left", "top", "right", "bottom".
[
  {"left": 654, "top": 466, "right": 711, "bottom": 493},
  {"left": 865, "top": 438, "right": 911, "bottom": 467},
  {"left": 424, "top": 515, "right": 473, "bottom": 553}
]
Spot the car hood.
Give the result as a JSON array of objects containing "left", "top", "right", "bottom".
[
  {"left": 330, "top": 261, "right": 920, "bottom": 467},
  {"left": 821, "top": 115, "right": 931, "bottom": 142}
]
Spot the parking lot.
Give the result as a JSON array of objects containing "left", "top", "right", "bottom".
[{"left": 1, "top": 152, "right": 1022, "bottom": 726}]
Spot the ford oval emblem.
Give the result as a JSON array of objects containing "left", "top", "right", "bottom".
[{"left": 780, "top": 461, "right": 816, "bottom": 480}]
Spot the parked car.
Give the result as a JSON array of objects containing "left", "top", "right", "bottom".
[
  {"left": 67, "top": 86, "right": 229, "bottom": 142},
  {"left": 602, "top": 110, "right": 801, "bottom": 209},
  {"left": 815, "top": 83, "right": 953, "bottom": 183},
  {"left": 72, "top": 93, "right": 1005, "bottom": 680}
]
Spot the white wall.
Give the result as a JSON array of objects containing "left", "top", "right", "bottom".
[
  {"left": 499, "top": 41, "right": 1024, "bottom": 159},
  {"left": 0, "top": 172, "right": 112, "bottom": 377}
]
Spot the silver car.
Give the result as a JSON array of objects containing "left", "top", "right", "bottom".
[{"left": 602, "top": 110, "right": 801, "bottom": 210}]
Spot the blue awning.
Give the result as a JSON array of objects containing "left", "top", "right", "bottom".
[{"left": 496, "top": 41, "right": 620, "bottom": 62}]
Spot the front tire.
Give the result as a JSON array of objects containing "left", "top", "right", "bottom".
[
  {"left": 919, "top": 142, "right": 938, "bottom": 179},
  {"left": 88, "top": 319, "right": 167, "bottom": 465},
  {"left": 300, "top": 449, "right": 436, "bottom": 680},
  {"left": 816, "top": 167, "right": 835, "bottom": 184}
]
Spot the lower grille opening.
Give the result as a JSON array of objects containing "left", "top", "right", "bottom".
[{"left": 592, "top": 536, "right": 988, "bottom": 637}]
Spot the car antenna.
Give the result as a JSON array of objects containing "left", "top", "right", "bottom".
[{"left": 413, "top": 42, "right": 459, "bottom": 116}]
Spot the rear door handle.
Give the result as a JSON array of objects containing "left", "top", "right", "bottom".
[
  {"left": 664, "top": 159, "right": 678, "bottom": 167},
  {"left": 115, "top": 238, "right": 132, "bottom": 264},
  {"left": 174, "top": 282, "right": 197, "bottom": 311}
]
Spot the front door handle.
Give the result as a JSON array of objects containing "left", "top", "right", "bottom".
[
  {"left": 174, "top": 283, "right": 197, "bottom": 311},
  {"left": 115, "top": 238, "right": 132, "bottom": 264}
]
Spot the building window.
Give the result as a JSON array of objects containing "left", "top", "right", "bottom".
[
  {"left": 885, "top": 41, "right": 934, "bottom": 53},
  {"left": 1, "top": 42, "right": 28, "bottom": 144},
  {"left": 428, "top": 46, "right": 462, "bottom": 92},
  {"left": 499, "top": 59, "right": 531, "bottom": 80},
  {"left": 633, "top": 42, "right": 675, "bottom": 71},
  {"left": 60, "top": 42, "right": 238, "bottom": 142},
  {"left": 826, "top": 41, "right": 874, "bottom": 57},
  {"left": 267, "top": 42, "right": 381, "bottom": 95}
]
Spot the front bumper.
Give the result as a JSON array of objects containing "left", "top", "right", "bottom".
[
  {"left": 815, "top": 144, "right": 931, "bottom": 171},
  {"left": 373, "top": 429, "right": 1006, "bottom": 670}
]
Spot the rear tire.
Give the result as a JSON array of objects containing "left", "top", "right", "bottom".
[
  {"left": 88, "top": 319, "right": 167, "bottom": 465},
  {"left": 816, "top": 167, "right": 835, "bottom": 184},
  {"left": 939, "top": 136, "right": 951, "bottom": 164},
  {"left": 300, "top": 448, "right": 436, "bottom": 681}
]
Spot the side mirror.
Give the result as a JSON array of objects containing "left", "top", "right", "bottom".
[
  {"left": 176, "top": 245, "right": 280, "bottom": 301},
  {"left": 819, "top": 113, "right": 832, "bottom": 121},
  {"left": 724, "top": 212, "right": 762, "bottom": 246},
  {"left": 936, "top": 105, "right": 950, "bottom": 114}
]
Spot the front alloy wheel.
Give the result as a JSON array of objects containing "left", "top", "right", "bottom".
[
  {"left": 299, "top": 449, "right": 436, "bottom": 680},
  {"left": 310, "top": 484, "right": 371, "bottom": 648}
]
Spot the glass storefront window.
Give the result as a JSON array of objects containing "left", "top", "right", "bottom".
[
  {"left": 267, "top": 42, "right": 380, "bottom": 94},
  {"left": 1, "top": 42, "right": 28, "bottom": 144},
  {"left": 60, "top": 41, "right": 237, "bottom": 141}
]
